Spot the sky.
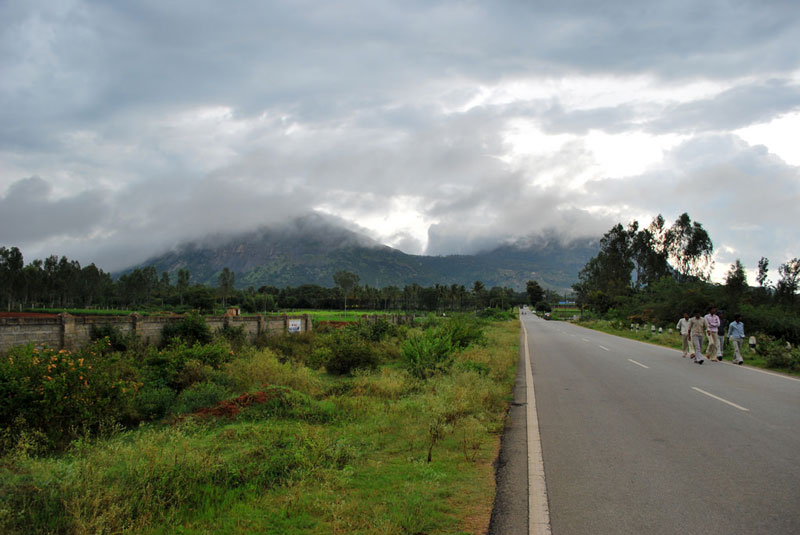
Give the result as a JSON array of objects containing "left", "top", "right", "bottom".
[{"left": 1, "top": 0, "right": 799, "bottom": 284}]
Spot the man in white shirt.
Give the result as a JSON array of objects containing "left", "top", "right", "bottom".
[{"left": 676, "top": 312, "right": 692, "bottom": 358}]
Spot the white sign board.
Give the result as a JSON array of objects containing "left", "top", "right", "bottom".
[{"left": 288, "top": 319, "right": 302, "bottom": 333}]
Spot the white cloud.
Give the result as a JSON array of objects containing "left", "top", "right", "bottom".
[{"left": 1, "top": 0, "right": 799, "bottom": 278}]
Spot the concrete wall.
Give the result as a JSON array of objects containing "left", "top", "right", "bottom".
[{"left": 0, "top": 313, "right": 311, "bottom": 354}]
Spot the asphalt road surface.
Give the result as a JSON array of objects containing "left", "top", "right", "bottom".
[{"left": 493, "top": 312, "right": 800, "bottom": 535}]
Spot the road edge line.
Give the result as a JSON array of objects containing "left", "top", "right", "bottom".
[{"left": 522, "top": 320, "right": 552, "bottom": 535}]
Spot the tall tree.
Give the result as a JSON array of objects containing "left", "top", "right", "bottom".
[
  {"left": 177, "top": 268, "right": 190, "bottom": 306},
  {"left": 218, "top": 267, "right": 235, "bottom": 308},
  {"left": 724, "top": 259, "right": 748, "bottom": 301},
  {"left": 776, "top": 258, "right": 800, "bottom": 308},
  {"left": 526, "top": 280, "right": 545, "bottom": 306},
  {"left": 665, "top": 213, "right": 714, "bottom": 281},
  {"left": 333, "top": 270, "right": 359, "bottom": 314},
  {"left": 630, "top": 215, "right": 671, "bottom": 289},
  {"left": 0, "top": 246, "right": 24, "bottom": 310},
  {"left": 756, "top": 257, "right": 770, "bottom": 288}
]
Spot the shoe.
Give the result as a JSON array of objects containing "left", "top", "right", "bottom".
[
  {"left": 698, "top": 360, "right": 703, "bottom": 365},
  {"left": 738, "top": 361, "right": 743, "bottom": 366}
]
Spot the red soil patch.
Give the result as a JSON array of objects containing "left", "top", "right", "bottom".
[
  {"left": 317, "top": 321, "right": 357, "bottom": 329},
  {"left": 0, "top": 312, "right": 58, "bottom": 318},
  {"left": 195, "top": 388, "right": 279, "bottom": 419}
]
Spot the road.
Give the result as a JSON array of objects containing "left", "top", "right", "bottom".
[{"left": 492, "top": 312, "right": 800, "bottom": 534}]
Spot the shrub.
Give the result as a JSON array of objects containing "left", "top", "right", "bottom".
[
  {"left": 350, "top": 318, "right": 396, "bottom": 342},
  {"left": 258, "top": 332, "right": 315, "bottom": 363},
  {"left": 218, "top": 324, "right": 247, "bottom": 350},
  {"left": 174, "top": 381, "right": 232, "bottom": 414},
  {"left": 161, "top": 312, "right": 212, "bottom": 346},
  {"left": 133, "top": 385, "right": 177, "bottom": 419},
  {"left": 90, "top": 323, "right": 130, "bottom": 352},
  {"left": 441, "top": 317, "right": 485, "bottom": 349},
  {"left": 224, "top": 348, "right": 322, "bottom": 395},
  {"left": 0, "top": 344, "right": 141, "bottom": 452},
  {"left": 757, "top": 336, "right": 800, "bottom": 371},
  {"left": 323, "top": 329, "right": 381, "bottom": 375},
  {"left": 402, "top": 329, "right": 455, "bottom": 379}
]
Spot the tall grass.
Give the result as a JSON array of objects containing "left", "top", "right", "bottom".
[{"left": 1, "top": 318, "right": 520, "bottom": 534}]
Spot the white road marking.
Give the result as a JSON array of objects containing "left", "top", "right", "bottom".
[
  {"left": 581, "top": 337, "right": 589, "bottom": 342},
  {"left": 691, "top": 387, "right": 750, "bottom": 412},
  {"left": 724, "top": 361, "right": 800, "bottom": 383},
  {"left": 521, "top": 321, "right": 552, "bottom": 535},
  {"left": 628, "top": 359, "right": 650, "bottom": 369},
  {"left": 598, "top": 345, "right": 610, "bottom": 351}
]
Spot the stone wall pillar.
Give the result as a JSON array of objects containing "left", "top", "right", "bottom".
[
  {"left": 257, "top": 315, "right": 265, "bottom": 336},
  {"left": 58, "top": 312, "right": 75, "bottom": 349},
  {"left": 131, "top": 313, "right": 142, "bottom": 338}
]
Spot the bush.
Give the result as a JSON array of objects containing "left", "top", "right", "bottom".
[
  {"left": 757, "top": 336, "right": 800, "bottom": 371},
  {"left": 258, "top": 332, "right": 315, "bottom": 363},
  {"left": 323, "top": 330, "right": 380, "bottom": 375},
  {"left": 161, "top": 312, "right": 212, "bottom": 346},
  {"left": 402, "top": 329, "right": 455, "bottom": 379},
  {"left": 0, "top": 344, "right": 141, "bottom": 452},
  {"left": 350, "top": 318, "right": 396, "bottom": 342},
  {"left": 441, "top": 317, "right": 485, "bottom": 349},
  {"left": 218, "top": 324, "right": 247, "bottom": 350},
  {"left": 90, "top": 323, "right": 130, "bottom": 352},
  {"left": 133, "top": 385, "right": 177, "bottom": 419},
  {"left": 224, "top": 348, "right": 322, "bottom": 395},
  {"left": 174, "top": 381, "right": 232, "bottom": 414}
]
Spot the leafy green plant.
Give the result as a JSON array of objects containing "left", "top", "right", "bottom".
[
  {"left": 0, "top": 344, "right": 140, "bottom": 451},
  {"left": 323, "top": 329, "right": 380, "bottom": 375},
  {"left": 174, "top": 381, "right": 232, "bottom": 414},
  {"left": 161, "top": 312, "right": 212, "bottom": 346},
  {"left": 402, "top": 329, "right": 455, "bottom": 379}
]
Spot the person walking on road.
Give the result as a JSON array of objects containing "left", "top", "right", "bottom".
[
  {"left": 676, "top": 312, "right": 693, "bottom": 358},
  {"left": 688, "top": 311, "right": 710, "bottom": 365},
  {"left": 704, "top": 307, "right": 721, "bottom": 362},
  {"left": 728, "top": 314, "right": 746, "bottom": 365},
  {"left": 716, "top": 310, "right": 727, "bottom": 359}
]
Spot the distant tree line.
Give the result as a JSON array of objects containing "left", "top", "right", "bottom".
[
  {"left": 570, "top": 213, "right": 800, "bottom": 343},
  {"left": 0, "top": 247, "right": 529, "bottom": 313}
]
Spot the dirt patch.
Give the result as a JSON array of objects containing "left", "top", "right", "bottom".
[{"left": 317, "top": 321, "right": 357, "bottom": 329}]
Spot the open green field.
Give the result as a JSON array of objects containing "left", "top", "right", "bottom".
[
  {"left": 1, "top": 315, "right": 519, "bottom": 534},
  {"left": 265, "top": 309, "right": 409, "bottom": 323}
]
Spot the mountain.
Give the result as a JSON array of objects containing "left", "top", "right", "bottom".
[{"left": 124, "top": 215, "right": 597, "bottom": 292}]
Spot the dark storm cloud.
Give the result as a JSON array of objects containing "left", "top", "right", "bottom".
[
  {"left": 1, "top": 1, "right": 800, "bottom": 272},
  {"left": 0, "top": 176, "right": 108, "bottom": 243}
]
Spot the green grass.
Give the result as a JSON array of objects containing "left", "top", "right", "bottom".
[
  {"left": 1, "top": 318, "right": 519, "bottom": 534},
  {"left": 24, "top": 307, "right": 144, "bottom": 316},
  {"left": 577, "top": 319, "right": 800, "bottom": 376},
  {"left": 267, "top": 309, "right": 411, "bottom": 322}
]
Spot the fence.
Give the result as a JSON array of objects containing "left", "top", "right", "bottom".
[{"left": 0, "top": 313, "right": 312, "bottom": 354}]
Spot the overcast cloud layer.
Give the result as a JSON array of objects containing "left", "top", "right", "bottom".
[{"left": 2, "top": 0, "right": 799, "bottom": 283}]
